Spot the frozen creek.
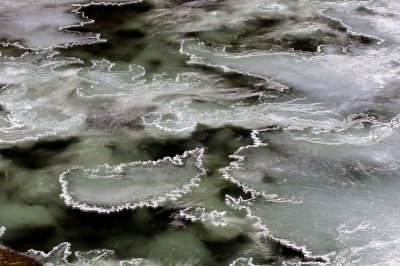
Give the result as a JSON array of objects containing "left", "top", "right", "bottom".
[{"left": 0, "top": 0, "right": 400, "bottom": 265}]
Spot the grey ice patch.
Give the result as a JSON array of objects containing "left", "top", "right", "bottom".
[
  {"left": 0, "top": 0, "right": 142, "bottom": 48},
  {"left": 60, "top": 148, "right": 206, "bottom": 213},
  {"left": 222, "top": 127, "right": 400, "bottom": 265},
  {"left": 181, "top": 40, "right": 400, "bottom": 109}
]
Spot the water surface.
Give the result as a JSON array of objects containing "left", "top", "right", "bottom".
[{"left": 0, "top": 0, "right": 400, "bottom": 265}]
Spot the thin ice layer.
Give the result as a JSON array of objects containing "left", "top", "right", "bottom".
[
  {"left": 223, "top": 128, "right": 400, "bottom": 265},
  {"left": 0, "top": 0, "right": 140, "bottom": 48},
  {"left": 0, "top": 53, "right": 86, "bottom": 147},
  {"left": 0, "top": 45, "right": 366, "bottom": 144},
  {"left": 181, "top": 40, "right": 400, "bottom": 119},
  {"left": 76, "top": 60, "right": 145, "bottom": 97},
  {"left": 75, "top": 60, "right": 351, "bottom": 137},
  {"left": 152, "top": 0, "right": 353, "bottom": 50},
  {"left": 320, "top": 0, "right": 400, "bottom": 43},
  {"left": 60, "top": 148, "right": 205, "bottom": 213}
]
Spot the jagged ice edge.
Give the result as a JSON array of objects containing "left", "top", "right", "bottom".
[
  {"left": 178, "top": 207, "right": 228, "bottom": 227},
  {"left": 59, "top": 148, "right": 206, "bottom": 214},
  {"left": 25, "top": 242, "right": 72, "bottom": 264},
  {"left": 221, "top": 129, "right": 329, "bottom": 264}
]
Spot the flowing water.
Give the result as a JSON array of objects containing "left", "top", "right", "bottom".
[{"left": 0, "top": 0, "right": 399, "bottom": 265}]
